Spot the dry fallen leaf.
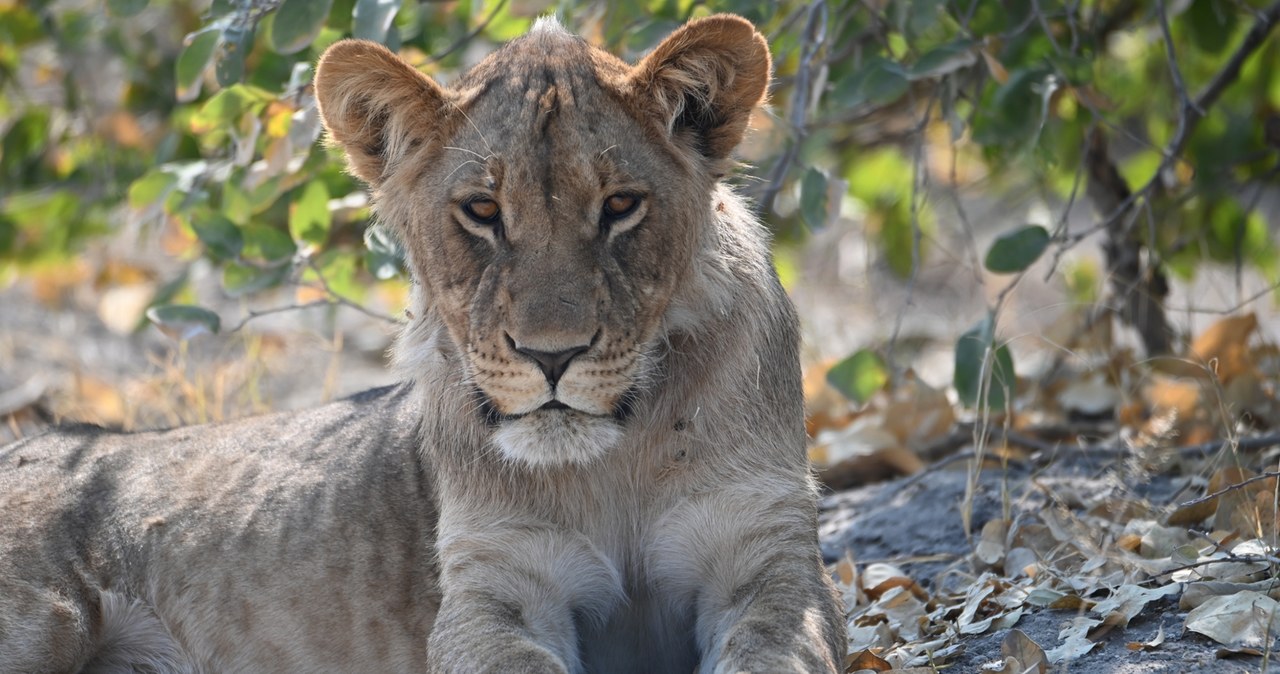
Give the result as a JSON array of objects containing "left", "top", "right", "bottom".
[
  {"left": 846, "top": 648, "right": 892, "bottom": 672},
  {"left": 880, "top": 375, "right": 955, "bottom": 449},
  {"left": 1000, "top": 629, "right": 1047, "bottom": 674},
  {"left": 1184, "top": 590, "right": 1280, "bottom": 649},
  {"left": 1046, "top": 616, "right": 1102, "bottom": 663},
  {"left": 1143, "top": 376, "right": 1202, "bottom": 427},
  {"left": 847, "top": 622, "right": 895, "bottom": 654},
  {"left": 1056, "top": 373, "right": 1119, "bottom": 419},
  {"left": 813, "top": 419, "right": 904, "bottom": 488},
  {"left": 975, "top": 519, "right": 1009, "bottom": 568},
  {"left": 805, "top": 358, "right": 854, "bottom": 437},
  {"left": 1126, "top": 624, "right": 1165, "bottom": 651},
  {"left": 98, "top": 283, "right": 155, "bottom": 335},
  {"left": 1189, "top": 313, "right": 1258, "bottom": 383},
  {"left": 1090, "top": 583, "right": 1181, "bottom": 629}
]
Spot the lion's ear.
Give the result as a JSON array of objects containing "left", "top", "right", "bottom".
[
  {"left": 629, "top": 14, "right": 770, "bottom": 163},
  {"left": 314, "top": 40, "right": 449, "bottom": 186}
]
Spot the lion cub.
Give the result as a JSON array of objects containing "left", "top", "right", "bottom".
[{"left": 0, "top": 14, "right": 845, "bottom": 673}]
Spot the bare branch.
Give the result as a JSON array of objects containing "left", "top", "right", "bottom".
[
  {"left": 756, "top": 1, "right": 828, "bottom": 213},
  {"left": 1179, "top": 470, "right": 1280, "bottom": 509},
  {"left": 1155, "top": 0, "right": 1200, "bottom": 116},
  {"left": 228, "top": 259, "right": 404, "bottom": 334},
  {"left": 1065, "top": 0, "right": 1280, "bottom": 248},
  {"left": 427, "top": 0, "right": 510, "bottom": 65}
]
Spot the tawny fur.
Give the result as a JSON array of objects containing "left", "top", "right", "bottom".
[{"left": 0, "top": 15, "right": 845, "bottom": 673}]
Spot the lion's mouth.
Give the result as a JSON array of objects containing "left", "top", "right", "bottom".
[{"left": 473, "top": 388, "right": 637, "bottom": 427}]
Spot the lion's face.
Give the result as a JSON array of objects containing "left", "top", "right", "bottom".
[{"left": 315, "top": 17, "right": 770, "bottom": 466}]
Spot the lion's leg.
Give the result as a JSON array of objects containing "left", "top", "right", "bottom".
[
  {"left": 696, "top": 557, "right": 845, "bottom": 674},
  {"left": 427, "top": 517, "right": 624, "bottom": 674},
  {"left": 651, "top": 485, "right": 846, "bottom": 674},
  {"left": 0, "top": 582, "right": 95, "bottom": 673},
  {"left": 0, "top": 582, "right": 196, "bottom": 674}
]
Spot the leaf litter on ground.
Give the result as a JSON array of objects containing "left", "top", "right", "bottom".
[{"left": 810, "top": 312, "right": 1280, "bottom": 671}]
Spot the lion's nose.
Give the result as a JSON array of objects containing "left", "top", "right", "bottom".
[{"left": 510, "top": 340, "right": 591, "bottom": 387}]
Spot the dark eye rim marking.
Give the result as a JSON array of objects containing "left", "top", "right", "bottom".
[{"left": 599, "top": 192, "right": 644, "bottom": 232}]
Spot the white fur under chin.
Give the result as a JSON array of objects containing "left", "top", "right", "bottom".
[{"left": 491, "top": 410, "right": 623, "bottom": 467}]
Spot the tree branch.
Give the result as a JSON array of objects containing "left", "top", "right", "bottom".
[
  {"left": 755, "top": 0, "right": 827, "bottom": 213},
  {"left": 1066, "top": 0, "right": 1280, "bottom": 247}
]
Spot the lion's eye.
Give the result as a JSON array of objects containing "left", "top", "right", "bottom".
[
  {"left": 602, "top": 194, "right": 640, "bottom": 220},
  {"left": 463, "top": 199, "right": 501, "bottom": 224}
]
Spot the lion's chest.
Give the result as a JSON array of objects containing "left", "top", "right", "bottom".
[
  {"left": 576, "top": 587, "right": 698, "bottom": 673},
  {"left": 557, "top": 460, "right": 723, "bottom": 672}
]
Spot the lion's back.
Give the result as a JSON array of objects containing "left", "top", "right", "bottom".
[{"left": 0, "top": 384, "right": 440, "bottom": 673}]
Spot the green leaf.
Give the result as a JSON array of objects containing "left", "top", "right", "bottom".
[
  {"left": 309, "top": 249, "right": 362, "bottom": 301},
  {"left": 270, "top": 0, "right": 335, "bottom": 54},
  {"left": 800, "top": 168, "right": 830, "bottom": 230},
  {"left": 221, "top": 181, "right": 252, "bottom": 225},
  {"left": 127, "top": 171, "right": 178, "bottom": 210},
  {"left": 106, "top": 0, "right": 149, "bottom": 18},
  {"left": 834, "top": 57, "right": 909, "bottom": 108},
  {"left": 146, "top": 304, "right": 221, "bottom": 341},
  {"left": 195, "top": 85, "right": 273, "bottom": 129},
  {"left": 911, "top": 40, "right": 977, "bottom": 80},
  {"left": 192, "top": 213, "right": 244, "bottom": 260},
  {"left": 215, "top": 26, "right": 251, "bottom": 87},
  {"left": 176, "top": 28, "right": 220, "bottom": 102},
  {"left": 985, "top": 225, "right": 1049, "bottom": 273},
  {"left": 223, "top": 262, "right": 288, "bottom": 297},
  {"left": 954, "top": 317, "right": 1016, "bottom": 409},
  {"left": 0, "top": 7, "right": 43, "bottom": 49},
  {"left": 243, "top": 224, "right": 296, "bottom": 261},
  {"left": 352, "top": 0, "right": 400, "bottom": 43},
  {"left": 826, "top": 350, "right": 890, "bottom": 404},
  {"left": 1184, "top": 0, "right": 1237, "bottom": 55},
  {"left": 248, "top": 177, "right": 283, "bottom": 215},
  {"left": 904, "top": 0, "right": 946, "bottom": 36},
  {"left": 289, "top": 180, "right": 331, "bottom": 247}
]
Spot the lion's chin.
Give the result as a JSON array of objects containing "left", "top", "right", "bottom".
[{"left": 490, "top": 409, "right": 623, "bottom": 467}]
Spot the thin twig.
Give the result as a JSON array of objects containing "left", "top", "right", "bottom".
[
  {"left": 885, "top": 98, "right": 936, "bottom": 372},
  {"left": 428, "top": 0, "right": 510, "bottom": 65},
  {"left": 227, "top": 299, "right": 337, "bottom": 333},
  {"left": 228, "top": 259, "right": 403, "bottom": 333},
  {"left": 1028, "top": 430, "right": 1280, "bottom": 461},
  {"left": 1155, "top": 0, "right": 1200, "bottom": 116},
  {"left": 756, "top": 0, "right": 827, "bottom": 213},
  {"left": 1153, "top": 553, "right": 1280, "bottom": 580},
  {"left": 1180, "top": 470, "right": 1280, "bottom": 508}
]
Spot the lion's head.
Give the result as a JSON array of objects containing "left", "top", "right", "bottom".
[{"left": 315, "top": 15, "right": 770, "bottom": 467}]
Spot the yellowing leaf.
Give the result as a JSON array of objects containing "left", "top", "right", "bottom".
[
  {"left": 846, "top": 649, "right": 892, "bottom": 672},
  {"left": 1189, "top": 313, "right": 1257, "bottom": 383},
  {"left": 981, "top": 47, "right": 1009, "bottom": 84},
  {"left": 74, "top": 376, "right": 127, "bottom": 426},
  {"left": 1143, "top": 376, "right": 1201, "bottom": 423}
]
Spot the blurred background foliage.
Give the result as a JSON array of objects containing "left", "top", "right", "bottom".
[{"left": 1, "top": 0, "right": 1278, "bottom": 409}]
